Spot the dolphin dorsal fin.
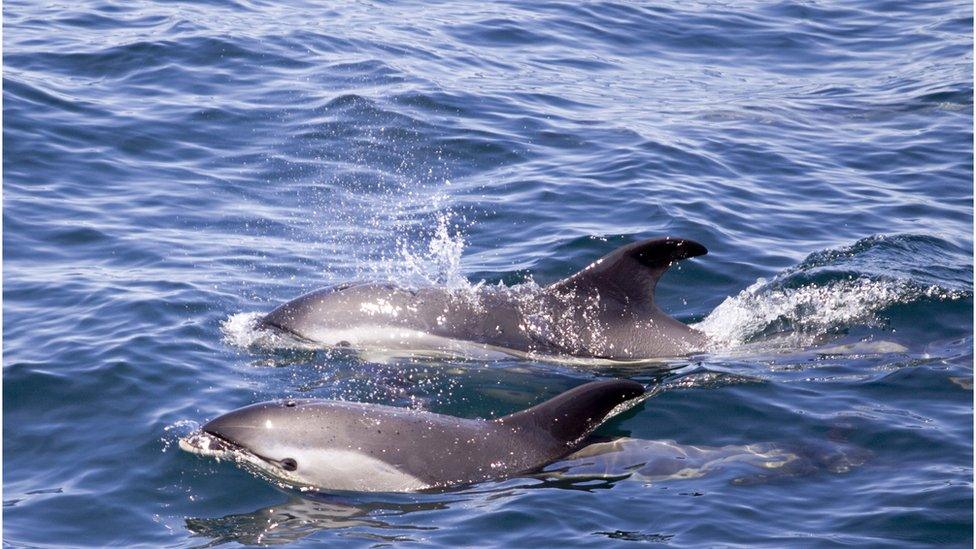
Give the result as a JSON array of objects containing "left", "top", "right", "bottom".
[
  {"left": 497, "top": 379, "right": 645, "bottom": 444},
  {"left": 547, "top": 237, "right": 707, "bottom": 309}
]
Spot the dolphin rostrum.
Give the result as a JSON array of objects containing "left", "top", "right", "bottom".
[
  {"left": 259, "top": 237, "right": 708, "bottom": 361},
  {"left": 180, "top": 379, "right": 646, "bottom": 492}
]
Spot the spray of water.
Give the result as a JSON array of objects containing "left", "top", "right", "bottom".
[
  {"left": 693, "top": 234, "right": 969, "bottom": 352},
  {"left": 397, "top": 212, "right": 471, "bottom": 290},
  {"left": 692, "top": 277, "right": 928, "bottom": 349}
]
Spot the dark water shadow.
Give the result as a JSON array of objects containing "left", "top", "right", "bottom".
[{"left": 184, "top": 491, "right": 445, "bottom": 546}]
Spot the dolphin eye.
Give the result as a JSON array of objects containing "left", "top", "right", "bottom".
[
  {"left": 280, "top": 458, "right": 298, "bottom": 471},
  {"left": 285, "top": 400, "right": 297, "bottom": 407}
]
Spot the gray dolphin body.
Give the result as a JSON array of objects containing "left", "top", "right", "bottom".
[
  {"left": 260, "top": 237, "right": 709, "bottom": 361},
  {"left": 180, "top": 379, "right": 645, "bottom": 492}
]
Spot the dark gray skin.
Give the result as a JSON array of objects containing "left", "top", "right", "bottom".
[
  {"left": 182, "top": 379, "right": 645, "bottom": 492},
  {"left": 260, "top": 237, "right": 709, "bottom": 360}
]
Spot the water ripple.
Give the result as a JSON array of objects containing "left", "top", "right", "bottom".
[{"left": 4, "top": 0, "right": 972, "bottom": 546}]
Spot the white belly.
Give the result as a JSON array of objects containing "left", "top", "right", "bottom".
[
  {"left": 292, "top": 448, "right": 430, "bottom": 492},
  {"left": 298, "top": 325, "right": 513, "bottom": 361}
]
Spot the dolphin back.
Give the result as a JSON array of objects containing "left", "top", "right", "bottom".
[{"left": 498, "top": 379, "right": 645, "bottom": 445}]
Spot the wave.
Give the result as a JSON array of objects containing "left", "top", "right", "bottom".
[
  {"left": 695, "top": 277, "right": 943, "bottom": 350},
  {"left": 695, "top": 234, "right": 971, "bottom": 351}
]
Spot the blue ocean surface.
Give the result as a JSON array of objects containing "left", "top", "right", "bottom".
[{"left": 3, "top": 0, "right": 973, "bottom": 546}]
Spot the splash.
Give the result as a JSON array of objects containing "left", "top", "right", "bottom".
[
  {"left": 160, "top": 419, "right": 201, "bottom": 453},
  {"left": 397, "top": 212, "right": 471, "bottom": 290},
  {"left": 220, "top": 312, "right": 274, "bottom": 349},
  {"left": 694, "top": 234, "right": 970, "bottom": 351},
  {"left": 219, "top": 311, "right": 317, "bottom": 351},
  {"left": 695, "top": 277, "right": 901, "bottom": 348}
]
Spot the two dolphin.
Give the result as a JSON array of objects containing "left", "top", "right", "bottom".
[{"left": 183, "top": 237, "right": 709, "bottom": 492}]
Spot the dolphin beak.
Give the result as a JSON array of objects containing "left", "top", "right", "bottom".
[
  {"left": 259, "top": 287, "right": 342, "bottom": 342},
  {"left": 259, "top": 309, "right": 306, "bottom": 339},
  {"left": 179, "top": 405, "right": 265, "bottom": 458},
  {"left": 179, "top": 430, "right": 240, "bottom": 457},
  {"left": 198, "top": 404, "right": 271, "bottom": 450},
  {"left": 181, "top": 403, "right": 280, "bottom": 463},
  {"left": 201, "top": 417, "right": 242, "bottom": 446}
]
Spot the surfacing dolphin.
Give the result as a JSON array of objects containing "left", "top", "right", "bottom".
[
  {"left": 180, "top": 379, "right": 645, "bottom": 492},
  {"left": 260, "top": 237, "right": 709, "bottom": 361}
]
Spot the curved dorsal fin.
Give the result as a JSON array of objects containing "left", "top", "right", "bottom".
[
  {"left": 546, "top": 237, "right": 707, "bottom": 309},
  {"left": 497, "top": 379, "right": 645, "bottom": 444}
]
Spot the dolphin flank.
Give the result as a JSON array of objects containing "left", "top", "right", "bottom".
[
  {"left": 180, "top": 379, "right": 645, "bottom": 492},
  {"left": 260, "top": 237, "right": 709, "bottom": 361}
]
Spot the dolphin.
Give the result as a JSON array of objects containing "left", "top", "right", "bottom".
[
  {"left": 259, "top": 237, "right": 709, "bottom": 361},
  {"left": 179, "top": 379, "right": 645, "bottom": 492}
]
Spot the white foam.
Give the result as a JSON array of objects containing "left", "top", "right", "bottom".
[
  {"left": 219, "top": 311, "right": 309, "bottom": 350},
  {"left": 693, "top": 276, "right": 947, "bottom": 351}
]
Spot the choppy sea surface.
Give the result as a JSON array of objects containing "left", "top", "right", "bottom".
[{"left": 4, "top": 0, "right": 973, "bottom": 546}]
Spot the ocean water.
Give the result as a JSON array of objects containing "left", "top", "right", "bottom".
[{"left": 3, "top": 0, "right": 973, "bottom": 546}]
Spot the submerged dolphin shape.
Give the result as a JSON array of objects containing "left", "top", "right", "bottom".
[
  {"left": 180, "top": 379, "right": 645, "bottom": 492},
  {"left": 260, "top": 237, "right": 709, "bottom": 361}
]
